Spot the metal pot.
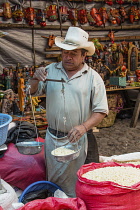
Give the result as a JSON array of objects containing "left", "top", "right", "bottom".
[
  {"left": 52, "top": 144, "right": 81, "bottom": 163},
  {"left": 16, "top": 141, "right": 44, "bottom": 155}
]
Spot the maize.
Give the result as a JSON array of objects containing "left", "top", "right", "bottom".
[
  {"left": 51, "top": 147, "right": 75, "bottom": 156},
  {"left": 125, "top": 161, "right": 140, "bottom": 165},
  {"left": 82, "top": 166, "right": 140, "bottom": 186}
]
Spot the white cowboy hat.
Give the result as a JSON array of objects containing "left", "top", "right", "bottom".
[{"left": 55, "top": 27, "right": 95, "bottom": 56}]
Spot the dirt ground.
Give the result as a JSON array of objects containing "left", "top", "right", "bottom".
[{"left": 95, "top": 117, "right": 140, "bottom": 157}]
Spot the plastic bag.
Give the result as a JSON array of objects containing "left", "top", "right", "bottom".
[
  {"left": 22, "top": 189, "right": 53, "bottom": 204},
  {"left": 0, "top": 179, "right": 18, "bottom": 210},
  {"left": 17, "top": 197, "right": 87, "bottom": 210},
  {"left": 76, "top": 162, "right": 140, "bottom": 210}
]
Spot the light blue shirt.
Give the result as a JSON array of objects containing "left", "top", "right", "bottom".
[{"left": 33, "top": 62, "right": 109, "bottom": 132}]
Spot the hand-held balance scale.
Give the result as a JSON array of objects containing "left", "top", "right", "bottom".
[{"left": 16, "top": 77, "right": 65, "bottom": 155}]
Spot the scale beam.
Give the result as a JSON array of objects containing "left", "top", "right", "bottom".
[{"left": 44, "top": 78, "right": 66, "bottom": 83}]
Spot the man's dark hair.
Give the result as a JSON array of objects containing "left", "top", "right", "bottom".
[{"left": 81, "top": 49, "right": 88, "bottom": 56}]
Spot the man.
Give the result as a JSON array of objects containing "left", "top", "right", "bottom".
[{"left": 29, "top": 27, "right": 109, "bottom": 197}]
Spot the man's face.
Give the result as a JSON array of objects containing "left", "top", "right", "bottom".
[{"left": 62, "top": 49, "right": 86, "bottom": 72}]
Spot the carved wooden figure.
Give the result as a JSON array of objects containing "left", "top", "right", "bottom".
[{"left": 18, "top": 78, "right": 25, "bottom": 112}]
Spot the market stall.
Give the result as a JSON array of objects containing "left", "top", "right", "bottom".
[{"left": 0, "top": 0, "right": 140, "bottom": 209}]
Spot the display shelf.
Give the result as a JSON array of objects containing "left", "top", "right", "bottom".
[{"left": 0, "top": 23, "right": 140, "bottom": 31}]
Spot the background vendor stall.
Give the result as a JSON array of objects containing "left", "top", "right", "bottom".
[{"left": 0, "top": 0, "right": 140, "bottom": 209}]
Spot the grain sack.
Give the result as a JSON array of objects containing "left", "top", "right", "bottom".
[
  {"left": 76, "top": 162, "right": 140, "bottom": 210},
  {"left": 100, "top": 152, "right": 140, "bottom": 164}
]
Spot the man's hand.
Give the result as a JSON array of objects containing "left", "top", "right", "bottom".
[
  {"left": 33, "top": 67, "right": 47, "bottom": 81},
  {"left": 67, "top": 124, "right": 87, "bottom": 143}
]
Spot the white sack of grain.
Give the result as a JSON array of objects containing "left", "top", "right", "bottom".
[{"left": 100, "top": 152, "right": 140, "bottom": 163}]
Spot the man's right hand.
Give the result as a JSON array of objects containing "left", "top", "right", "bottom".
[{"left": 33, "top": 67, "right": 47, "bottom": 81}]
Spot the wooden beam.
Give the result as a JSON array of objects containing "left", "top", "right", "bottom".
[
  {"left": 0, "top": 23, "right": 140, "bottom": 31},
  {"left": 90, "top": 36, "right": 140, "bottom": 42},
  {"left": 46, "top": 47, "right": 60, "bottom": 51},
  {"left": 46, "top": 54, "right": 60, "bottom": 58}
]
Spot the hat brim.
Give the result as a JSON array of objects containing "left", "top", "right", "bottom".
[{"left": 55, "top": 37, "right": 95, "bottom": 56}]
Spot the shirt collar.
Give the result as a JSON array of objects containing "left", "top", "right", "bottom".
[{"left": 55, "top": 61, "right": 89, "bottom": 76}]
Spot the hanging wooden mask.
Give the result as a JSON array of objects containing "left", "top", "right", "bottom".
[
  {"left": 105, "top": 0, "right": 113, "bottom": 6},
  {"left": 12, "top": 5, "right": 24, "bottom": 22},
  {"left": 59, "top": 6, "right": 68, "bottom": 22},
  {"left": 36, "top": 9, "right": 46, "bottom": 26},
  {"left": 129, "top": 6, "right": 139, "bottom": 23},
  {"left": 99, "top": 7, "right": 109, "bottom": 27},
  {"left": 116, "top": 0, "right": 124, "bottom": 4},
  {"left": 24, "top": 7, "right": 35, "bottom": 26},
  {"left": 109, "top": 8, "right": 121, "bottom": 25},
  {"left": 90, "top": 8, "right": 103, "bottom": 26},
  {"left": 68, "top": 8, "right": 78, "bottom": 26},
  {"left": 46, "top": 5, "right": 58, "bottom": 22},
  {"left": 0, "top": 7, "right": 4, "bottom": 17},
  {"left": 87, "top": 11, "right": 96, "bottom": 26},
  {"left": 119, "top": 6, "right": 128, "bottom": 23},
  {"left": 78, "top": 9, "right": 88, "bottom": 25},
  {"left": 3, "top": 3, "right": 12, "bottom": 19}
]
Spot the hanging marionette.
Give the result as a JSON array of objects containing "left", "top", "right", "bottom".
[
  {"left": 108, "top": 30, "right": 115, "bottom": 43},
  {"left": 92, "top": 38, "right": 104, "bottom": 57}
]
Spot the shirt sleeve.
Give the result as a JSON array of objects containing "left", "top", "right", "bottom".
[
  {"left": 31, "top": 81, "right": 46, "bottom": 97},
  {"left": 91, "top": 71, "right": 109, "bottom": 115}
]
